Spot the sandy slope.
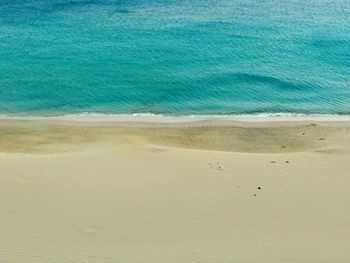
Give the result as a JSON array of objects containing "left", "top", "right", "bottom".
[{"left": 0, "top": 120, "right": 350, "bottom": 262}]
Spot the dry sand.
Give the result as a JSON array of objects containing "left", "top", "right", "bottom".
[{"left": 1, "top": 119, "right": 350, "bottom": 262}]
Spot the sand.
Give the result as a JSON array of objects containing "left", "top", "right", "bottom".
[{"left": 1, "top": 119, "right": 350, "bottom": 262}]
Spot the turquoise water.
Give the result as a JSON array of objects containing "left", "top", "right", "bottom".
[{"left": 0, "top": 0, "right": 349, "bottom": 116}]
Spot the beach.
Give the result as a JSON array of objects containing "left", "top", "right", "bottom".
[
  {"left": 1, "top": 119, "right": 350, "bottom": 262},
  {"left": 2, "top": 0, "right": 349, "bottom": 261}
]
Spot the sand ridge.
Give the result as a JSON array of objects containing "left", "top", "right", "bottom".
[{"left": 0, "top": 120, "right": 349, "bottom": 153}]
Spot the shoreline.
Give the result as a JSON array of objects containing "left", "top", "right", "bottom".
[{"left": 1, "top": 112, "right": 350, "bottom": 123}]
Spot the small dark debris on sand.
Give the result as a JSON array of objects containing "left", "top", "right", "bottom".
[
  {"left": 253, "top": 194, "right": 257, "bottom": 197},
  {"left": 319, "top": 137, "right": 325, "bottom": 141},
  {"left": 285, "top": 161, "right": 289, "bottom": 164},
  {"left": 302, "top": 132, "right": 306, "bottom": 135},
  {"left": 271, "top": 161, "right": 276, "bottom": 164},
  {"left": 210, "top": 162, "right": 223, "bottom": 170},
  {"left": 281, "top": 145, "right": 287, "bottom": 149},
  {"left": 257, "top": 186, "right": 261, "bottom": 190}
]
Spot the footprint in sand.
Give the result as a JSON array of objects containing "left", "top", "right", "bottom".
[
  {"left": 280, "top": 145, "right": 287, "bottom": 149},
  {"left": 209, "top": 162, "right": 226, "bottom": 171}
]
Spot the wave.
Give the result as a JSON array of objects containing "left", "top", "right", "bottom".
[{"left": 202, "top": 72, "right": 318, "bottom": 91}]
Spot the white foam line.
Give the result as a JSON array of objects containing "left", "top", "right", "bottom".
[{"left": 1, "top": 112, "right": 350, "bottom": 123}]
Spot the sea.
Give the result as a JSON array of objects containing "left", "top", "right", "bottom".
[{"left": 0, "top": 0, "right": 349, "bottom": 118}]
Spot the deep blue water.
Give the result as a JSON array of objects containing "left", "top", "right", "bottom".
[{"left": 0, "top": 0, "right": 349, "bottom": 116}]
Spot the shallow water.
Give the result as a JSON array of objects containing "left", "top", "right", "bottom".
[{"left": 0, "top": 0, "right": 349, "bottom": 116}]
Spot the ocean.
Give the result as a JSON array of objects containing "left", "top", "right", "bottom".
[{"left": 0, "top": 0, "right": 349, "bottom": 117}]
